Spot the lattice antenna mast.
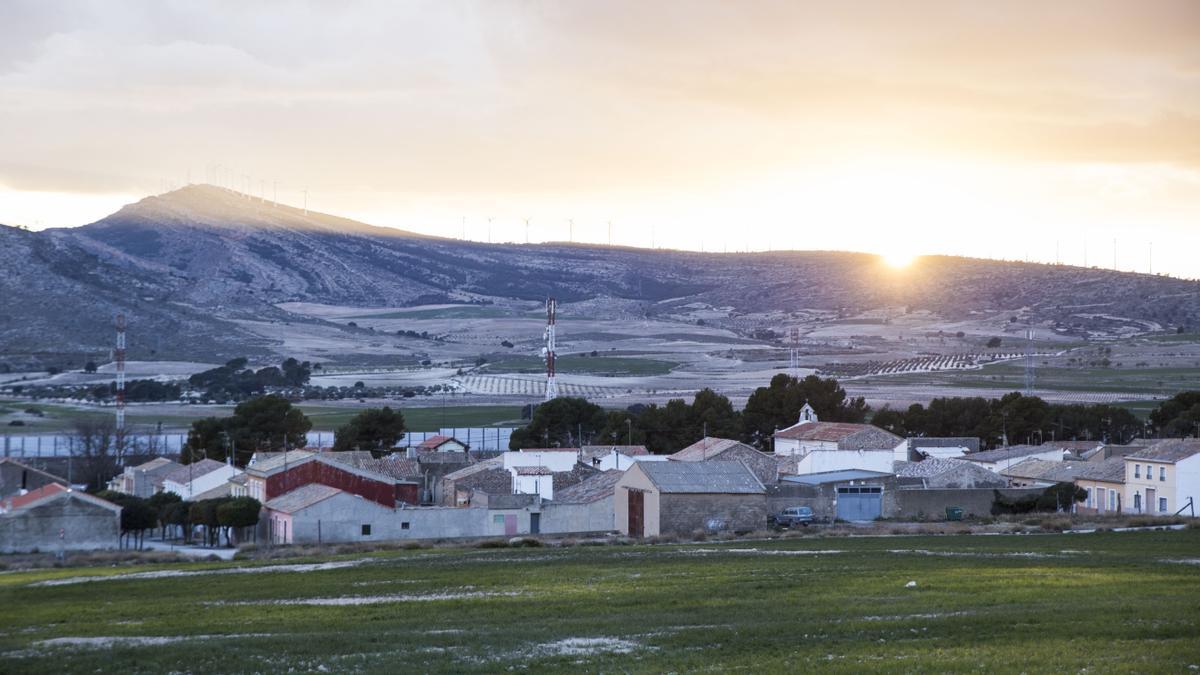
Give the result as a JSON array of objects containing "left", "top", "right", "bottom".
[
  {"left": 1024, "top": 326, "right": 1035, "bottom": 397},
  {"left": 115, "top": 314, "right": 127, "bottom": 432},
  {"left": 788, "top": 326, "right": 801, "bottom": 375},
  {"left": 543, "top": 297, "right": 558, "bottom": 400}
]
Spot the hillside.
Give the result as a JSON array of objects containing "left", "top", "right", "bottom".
[{"left": 3, "top": 184, "right": 1199, "bottom": 368}]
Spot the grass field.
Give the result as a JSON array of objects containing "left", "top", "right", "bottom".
[
  {"left": 485, "top": 354, "right": 678, "bottom": 376},
  {"left": 1, "top": 530, "right": 1198, "bottom": 673},
  {"left": 348, "top": 306, "right": 511, "bottom": 320}
]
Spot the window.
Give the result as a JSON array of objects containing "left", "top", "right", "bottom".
[
  {"left": 1109, "top": 490, "right": 1117, "bottom": 511},
  {"left": 361, "top": 524, "right": 372, "bottom": 536},
  {"left": 1134, "top": 493, "right": 1142, "bottom": 512},
  {"left": 1085, "top": 488, "right": 1093, "bottom": 508},
  {"left": 1159, "top": 498, "right": 1168, "bottom": 513},
  {"left": 401, "top": 522, "right": 410, "bottom": 530},
  {"left": 493, "top": 515, "right": 505, "bottom": 524},
  {"left": 1159, "top": 467, "right": 1166, "bottom": 481},
  {"left": 1134, "top": 465, "right": 1140, "bottom": 478}
]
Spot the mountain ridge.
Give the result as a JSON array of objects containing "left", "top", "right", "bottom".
[{"left": 3, "top": 184, "right": 1199, "bottom": 368}]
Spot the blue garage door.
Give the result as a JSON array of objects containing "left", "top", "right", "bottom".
[{"left": 837, "top": 486, "right": 882, "bottom": 521}]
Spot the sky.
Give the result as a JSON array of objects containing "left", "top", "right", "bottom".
[{"left": 1, "top": 1, "right": 1198, "bottom": 277}]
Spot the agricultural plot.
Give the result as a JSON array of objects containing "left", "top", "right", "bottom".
[
  {"left": 870, "top": 364, "right": 1200, "bottom": 396},
  {"left": 819, "top": 352, "right": 1030, "bottom": 378},
  {"left": 1, "top": 530, "right": 1198, "bottom": 673},
  {"left": 454, "top": 374, "right": 631, "bottom": 399},
  {"left": 483, "top": 355, "right": 679, "bottom": 377}
]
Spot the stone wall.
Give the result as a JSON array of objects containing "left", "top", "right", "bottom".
[
  {"left": 658, "top": 493, "right": 767, "bottom": 535},
  {"left": 0, "top": 496, "right": 120, "bottom": 553}
]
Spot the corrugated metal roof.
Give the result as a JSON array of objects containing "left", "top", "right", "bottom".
[
  {"left": 637, "top": 461, "right": 764, "bottom": 494},
  {"left": 1128, "top": 439, "right": 1200, "bottom": 463},
  {"left": 781, "top": 469, "right": 893, "bottom": 485},
  {"left": 443, "top": 457, "right": 504, "bottom": 481},
  {"left": 264, "top": 484, "right": 343, "bottom": 513}
]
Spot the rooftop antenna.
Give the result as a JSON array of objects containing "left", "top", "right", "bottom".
[
  {"left": 487, "top": 217, "right": 493, "bottom": 244},
  {"left": 1149, "top": 241, "right": 1153, "bottom": 275},
  {"left": 607, "top": 220, "right": 612, "bottom": 246},
  {"left": 524, "top": 218, "right": 530, "bottom": 244},
  {"left": 1055, "top": 240, "right": 1060, "bottom": 265},
  {"left": 115, "top": 314, "right": 127, "bottom": 433},
  {"left": 568, "top": 219, "right": 574, "bottom": 243},
  {"left": 543, "top": 297, "right": 558, "bottom": 401},
  {"left": 461, "top": 216, "right": 466, "bottom": 240}
]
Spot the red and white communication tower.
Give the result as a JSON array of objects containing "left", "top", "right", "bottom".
[
  {"left": 115, "top": 314, "right": 127, "bottom": 431},
  {"left": 542, "top": 297, "right": 558, "bottom": 400}
]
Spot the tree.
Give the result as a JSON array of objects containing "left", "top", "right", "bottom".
[
  {"left": 226, "top": 395, "right": 312, "bottom": 466},
  {"left": 182, "top": 416, "right": 229, "bottom": 464},
  {"left": 986, "top": 337, "right": 1002, "bottom": 348},
  {"left": 217, "top": 497, "right": 261, "bottom": 545},
  {"left": 741, "top": 374, "right": 869, "bottom": 450},
  {"left": 147, "top": 491, "right": 182, "bottom": 540},
  {"left": 97, "top": 491, "right": 158, "bottom": 549},
  {"left": 509, "top": 397, "right": 607, "bottom": 448},
  {"left": 333, "top": 407, "right": 406, "bottom": 452},
  {"left": 189, "top": 499, "right": 223, "bottom": 547},
  {"left": 83, "top": 361, "right": 98, "bottom": 373},
  {"left": 1149, "top": 391, "right": 1200, "bottom": 437}
]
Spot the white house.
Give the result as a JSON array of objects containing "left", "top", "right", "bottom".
[
  {"left": 511, "top": 466, "right": 555, "bottom": 500},
  {"left": 161, "top": 459, "right": 243, "bottom": 500},
  {"left": 416, "top": 435, "right": 469, "bottom": 453},
  {"left": 957, "top": 445, "right": 1065, "bottom": 473},
  {"left": 908, "top": 437, "right": 979, "bottom": 460},
  {"left": 772, "top": 407, "right": 906, "bottom": 474},
  {"left": 502, "top": 449, "right": 580, "bottom": 473},
  {"left": 1123, "top": 439, "right": 1200, "bottom": 517}
]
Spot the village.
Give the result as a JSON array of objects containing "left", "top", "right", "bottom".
[{"left": 3, "top": 400, "right": 1197, "bottom": 555}]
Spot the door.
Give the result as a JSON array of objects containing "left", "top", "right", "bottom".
[
  {"left": 530, "top": 513, "right": 540, "bottom": 534},
  {"left": 627, "top": 489, "right": 644, "bottom": 537},
  {"left": 504, "top": 514, "right": 517, "bottom": 536},
  {"left": 1096, "top": 488, "right": 1105, "bottom": 513},
  {"left": 1146, "top": 489, "right": 1156, "bottom": 514},
  {"left": 836, "top": 487, "right": 882, "bottom": 521}
]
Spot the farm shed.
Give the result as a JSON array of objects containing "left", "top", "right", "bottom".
[
  {"left": 615, "top": 461, "right": 766, "bottom": 537},
  {"left": 264, "top": 484, "right": 413, "bottom": 544},
  {"left": 958, "top": 445, "right": 1065, "bottom": 472},
  {"left": 773, "top": 415, "right": 906, "bottom": 474},
  {"left": 0, "top": 484, "right": 121, "bottom": 553},
  {"left": 893, "top": 458, "right": 1006, "bottom": 489},
  {"left": 780, "top": 470, "right": 897, "bottom": 522}
]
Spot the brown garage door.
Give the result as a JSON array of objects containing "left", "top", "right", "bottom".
[{"left": 627, "top": 489, "right": 644, "bottom": 538}]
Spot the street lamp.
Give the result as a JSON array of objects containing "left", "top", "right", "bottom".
[{"left": 626, "top": 419, "right": 633, "bottom": 446}]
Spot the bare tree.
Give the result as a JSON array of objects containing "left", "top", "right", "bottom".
[{"left": 69, "top": 418, "right": 134, "bottom": 491}]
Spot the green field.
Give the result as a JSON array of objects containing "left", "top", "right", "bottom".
[
  {"left": 1, "top": 530, "right": 1198, "bottom": 673},
  {"left": 484, "top": 354, "right": 678, "bottom": 376},
  {"left": 869, "top": 363, "right": 1200, "bottom": 396}
]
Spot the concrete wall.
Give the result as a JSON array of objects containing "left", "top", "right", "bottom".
[
  {"left": 892, "top": 487, "right": 1044, "bottom": 519},
  {"left": 0, "top": 495, "right": 120, "bottom": 553},
  {"left": 163, "top": 465, "right": 242, "bottom": 500},
  {"left": 658, "top": 493, "right": 767, "bottom": 535},
  {"left": 540, "top": 499, "right": 614, "bottom": 534},
  {"left": 0, "top": 461, "right": 66, "bottom": 499}
]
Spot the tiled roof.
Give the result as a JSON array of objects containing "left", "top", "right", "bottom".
[
  {"left": 1128, "top": 439, "right": 1200, "bottom": 463},
  {"left": 130, "top": 457, "right": 179, "bottom": 474},
  {"left": 1001, "top": 459, "right": 1084, "bottom": 482},
  {"left": 443, "top": 457, "right": 504, "bottom": 481},
  {"left": 961, "top": 445, "right": 1063, "bottom": 463},
  {"left": 1074, "top": 457, "right": 1126, "bottom": 483},
  {"left": 781, "top": 469, "right": 893, "bottom": 485},
  {"left": 554, "top": 470, "right": 623, "bottom": 503},
  {"left": 2, "top": 483, "right": 121, "bottom": 513},
  {"left": 894, "top": 458, "right": 974, "bottom": 478},
  {"left": 774, "top": 422, "right": 902, "bottom": 450},
  {"left": 636, "top": 461, "right": 765, "bottom": 494},
  {"left": 513, "top": 448, "right": 581, "bottom": 453},
  {"left": 418, "top": 435, "right": 451, "bottom": 448},
  {"left": 909, "top": 437, "right": 981, "bottom": 452},
  {"left": 163, "top": 459, "right": 228, "bottom": 486},
  {"left": 669, "top": 438, "right": 749, "bottom": 461},
  {"left": 264, "top": 484, "right": 343, "bottom": 513},
  {"left": 1045, "top": 440, "right": 1105, "bottom": 452},
  {"left": 515, "top": 466, "right": 553, "bottom": 476}
]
